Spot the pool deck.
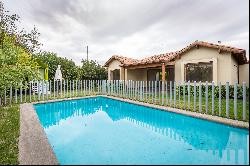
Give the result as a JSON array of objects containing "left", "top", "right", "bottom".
[{"left": 19, "top": 95, "right": 249, "bottom": 165}]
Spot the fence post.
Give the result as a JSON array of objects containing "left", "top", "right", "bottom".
[
  {"left": 46, "top": 81, "right": 49, "bottom": 101},
  {"left": 199, "top": 81, "right": 202, "bottom": 113},
  {"left": 29, "top": 82, "right": 32, "bottom": 102},
  {"left": 226, "top": 82, "right": 229, "bottom": 118},
  {"left": 234, "top": 82, "right": 237, "bottom": 119},
  {"left": 205, "top": 81, "right": 208, "bottom": 114},
  {"left": 15, "top": 84, "right": 17, "bottom": 104},
  {"left": 70, "top": 80, "right": 72, "bottom": 97},
  {"left": 10, "top": 84, "right": 12, "bottom": 105},
  {"left": 148, "top": 81, "right": 151, "bottom": 103},
  {"left": 57, "top": 80, "right": 59, "bottom": 97},
  {"left": 142, "top": 81, "right": 145, "bottom": 101},
  {"left": 188, "top": 80, "right": 190, "bottom": 110},
  {"left": 60, "top": 80, "right": 63, "bottom": 98},
  {"left": 53, "top": 80, "right": 55, "bottom": 98},
  {"left": 218, "top": 82, "right": 221, "bottom": 116},
  {"left": 49, "top": 80, "right": 52, "bottom": 99},
  {"left": 4, "top": 87, "right": 6, "bottom": 105},
  {"left": 212, "top": 81, "right": 214, "bottom": 115},
  {"left": 166, "top": 81, "right": 168, "bottom": 106},
  {"left": 162, "top": 81, "right": 164, "bottom": 106},
  {"left": 158, "top": 81, "right": 161, "bottom": 104},
  {"left": 24, "top": 82, "right": 27, "bottom": 103},
  {"left": 154, "top": 81, "right": 157, "bottom": 104},
  {"left": 243, "top": 82, "right": 246, "bottom": 121},
  {"left": 64, "top": 79, "right": 66, "bottom": 97},
  {"left": 178, "top": 81, "right": 181, "bottom": 108},
  {"left": 170, "top": 81, "right": 172, "bottom": 107},
  {"left": 174, "top": 81, "right": 176, "bottom": 108},
  {"left": 183, "top": 81, "right": 186, "bottom": 110},
  {"left": 41, "top": 80, "right": 43, "bottom": 101},
  {"left": 194, "top": 81, "right": 196, "bottom": 112}
]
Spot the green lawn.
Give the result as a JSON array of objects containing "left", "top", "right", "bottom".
[
  {"left": 124, "top": 93, "right": 249, "bottom": 122},
  {"left": 0, "top": 105, "right": 19, "bottom": 165}
]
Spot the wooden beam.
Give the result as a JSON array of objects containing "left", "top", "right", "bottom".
[
  {"left": 162, "top": 63, "right": 166, "bottom": 81},
  {"left": 125, "top": 63, "right": 162, "bottom": 69},
  {"left": 125, "top": 61, "right": 176, "bottom": 70}
]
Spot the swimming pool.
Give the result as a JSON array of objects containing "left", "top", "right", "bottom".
[{"left": 34, "top": 96, "right": 249, "bottom": 165}]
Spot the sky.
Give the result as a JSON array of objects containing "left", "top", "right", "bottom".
[{"left": 3, "top": 0, "right": 249, "bottom": 66}]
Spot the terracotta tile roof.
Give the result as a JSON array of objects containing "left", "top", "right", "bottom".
[
  {"left": 105, "top": 41, "right": 247, "bottom": 67},
  {"left": 104, "top": 55, "right": 139, "bottom": 67}
]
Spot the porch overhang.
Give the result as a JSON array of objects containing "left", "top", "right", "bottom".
[{"left": 123, "top": 61, "right": 175, "bottom": 70}]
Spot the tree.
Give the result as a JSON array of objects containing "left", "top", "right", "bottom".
[
  {"left": 0, "top": 1, "right": 41, "bottom": 95},
  {"left": 78, "top": 59, "right": 107, "bottom": 80},
  {"left": 0, "top": 1, "right": 41, "bottom": 53},
  {"left": 0, "top": 33, "right": 41, "bottom": 91},
  {"left": 35, "top": 51, "right": 79, "bottom": 80}
]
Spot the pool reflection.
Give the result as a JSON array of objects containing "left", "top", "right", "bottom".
[{"left": 35, "top": 97, "right": 249, "bottom": 165}]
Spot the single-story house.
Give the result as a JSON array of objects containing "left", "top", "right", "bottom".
[{"left": 104, "top": 41, "right": 249, "bottom": 86}]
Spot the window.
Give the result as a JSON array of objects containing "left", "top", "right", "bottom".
[{"left": 185, "top": 61, "right": 213, "bottom": 82}]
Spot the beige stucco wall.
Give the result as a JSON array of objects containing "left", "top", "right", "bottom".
[
  {"left": 127, "top": 69, "right": 147, "bottom": 81},
  {"left": 174, "top": 47, "right": 237, "bottom": 85},
  {"left": 107, "top": 60, "right": 122, "bottom": 80},
  {"left": 239, "top": 64, "right": 249, "bottom": 87},
  {"left": 230, "top": 55, "right": 238, "bottom": 84}
]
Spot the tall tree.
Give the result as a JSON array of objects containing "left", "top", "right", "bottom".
[{"left": 78, "top": 59, "right": 107, "bottom": 80}]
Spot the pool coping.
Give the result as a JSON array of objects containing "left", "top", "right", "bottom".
[{"left": 19, "top": 95, "right": 249, "bottom": 164}]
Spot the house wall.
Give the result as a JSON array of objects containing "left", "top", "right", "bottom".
[
  {"left": 127, "top": 68, "right": 147, "bottom": 81},
  {"left": 239, "top": 64, "right": 249, "bottom": 87},
  {"left": 174, "top": 47, "right": 236, "bottom": 85},
  {"left": 230, "top": 55, "right": 238, "bottom": 84},
  {"left": 107, "top": 60, "right": 122, "bottom": 80}
]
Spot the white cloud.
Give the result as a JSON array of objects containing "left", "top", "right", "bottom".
[{"left": 3, "top": 0, "right": 249, "bottom": 65}]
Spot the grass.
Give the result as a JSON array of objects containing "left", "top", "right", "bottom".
[
  {"left": 0, "top": 105, "right": 19, "bottom": 165},
  {"left": 123, "top": 92, "right": 249, "bottom": 122}
]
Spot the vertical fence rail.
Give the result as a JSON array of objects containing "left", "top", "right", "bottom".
[
  {"left": 205, "top": 81, "right": 208, "bottom": 114},
  {"left": 183, "top": 81, "right": 185, "bottom": 110},
  {"left": 212, "top": 81, "right": 214, "bottom": 115},
  {"left": 188, "top": 81, "right": 190, "bottom": 110},
  {"left": 199, "top": 81, "right": 202, "bottom": 113},
  {"left": 234, "top": 82, "right": 237, "bottom": 120},
  {"left": 218, "top": 82, "right": 221, "bottom": 116},
  {"left": 166, "top": 81, "right": 168, "bottom": 106},
  {"left": 243, "top": 82, "right": 246, "bottom": 121},
  {"left": 193, "top": 81, "right": 196, "bottom": 112},
  {"left": 170, "top": 81, "right": 172, "bottom": 107},
  {"left": 226, "top": 82, "right": 229, "bottom": 118}
]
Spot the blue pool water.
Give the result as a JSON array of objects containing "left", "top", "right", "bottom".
[{"left": 34, "top": 97, "right": 249, "bottom": 165}]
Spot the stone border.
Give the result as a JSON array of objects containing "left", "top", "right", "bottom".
[
  {"left": 19, "top": 103, "right": 59, "bottom": 165},
  {"left": 19, "top": 95, "right": 249, "bottom": 164}
]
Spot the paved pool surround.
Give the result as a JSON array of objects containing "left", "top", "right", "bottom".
[{"left": 19, "top": 95, "right": 249, "bottom": 165}]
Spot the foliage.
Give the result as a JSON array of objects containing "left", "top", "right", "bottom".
[
  {"left": 0, "top": 1, "right": 41, "bottom": 94},
  {"left": 78, "top": 59, "right": 107, "bottom": 80},
  {"left": 0, "top": 33, "right": 41, "bottom": 93},
  {"left": 35, "top": 51, "right": 79, "bottom": 80},
  {"left": 0, "top": 1, "right": 41, "bottom": 53},
  {"left": 175, "top": 83, "right": 249, "bottom": 99}
]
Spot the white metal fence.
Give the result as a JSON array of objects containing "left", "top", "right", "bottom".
[{"left": 0, "top": 80, "right": 248, "bottom": 121}]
